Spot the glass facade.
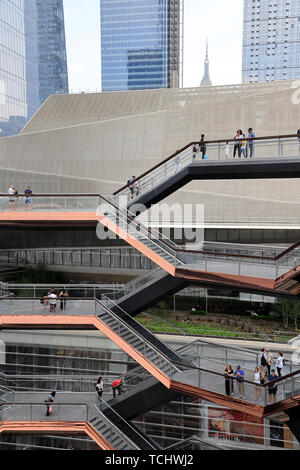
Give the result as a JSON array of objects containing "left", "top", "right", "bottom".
[
  {"left": 243, "top": 0, "right": 300, "bottom": 82},
  {"left": 0, "top": 0, "right": 40, "bottom": 137},
  {"left": 100, "top": 0, "right": 180, "bottom": 91},
  {"left": 36, "top": 0, "right": 69, "bottom": 104},
  {"left": 0, "top": 0, "right": 69, "bottom": 137}
]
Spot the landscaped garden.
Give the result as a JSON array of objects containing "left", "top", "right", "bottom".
[{"left": 135, "top": 295, "right": 300, "bottom": 343}]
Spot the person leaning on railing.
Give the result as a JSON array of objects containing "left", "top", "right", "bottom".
[{"left": 111, "top": 379, "right": 123, "bottom": 398}]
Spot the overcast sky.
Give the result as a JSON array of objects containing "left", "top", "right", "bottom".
[{"left": 63, "top": 0, "right": 244, "bottom": 92}]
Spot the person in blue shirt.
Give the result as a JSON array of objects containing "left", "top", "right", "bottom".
[
  {"left": 234, "top": 365, "right": 245, "bottom": 398},
  {"left": 267, "top": 369, "right": 279, "bottom": 403},
  {"left": 24, "top": 186, "right": 33, "bottom": 210},
  {"left": 247, "top": 128, "right": 256, "bottom": 158}
]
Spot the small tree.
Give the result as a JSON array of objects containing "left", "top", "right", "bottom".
[
  {"left": 275, "top": 298, "right": 289, "bottom": 329},
  {"left": 275, "top": 297, "right": 300, "bottom": 330},
  {"left": 291, "top": 299, "right": 300, "bottom": 331}
]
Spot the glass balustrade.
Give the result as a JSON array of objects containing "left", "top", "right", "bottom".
[
  {"left": 114, "top": 136, "right": 300, "bottom": 200},
  {"left": 0, "top": 400, "right": 140, "bottom": 450},
  {"left": 0, "top": 195, "right": 102, "bottom": 213}
]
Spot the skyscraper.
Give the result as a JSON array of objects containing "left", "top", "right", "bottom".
[
  {"left": 0, "top": 0, "right": 69, "bottom": 138},
  {"left": 100, "top": 0, "right": 181, "bottom": 92},
  {"left": 36, "top": 0, "right": 69, "bottom": 104},
  {"left": 242, "top": 0, "right": 300, "bottom": 82},
  {"left": 0, "top": 0, "right": 40, "bottom": 137},
  {"left": 200, "top": 39, "right": 212, "bottom": 87}
]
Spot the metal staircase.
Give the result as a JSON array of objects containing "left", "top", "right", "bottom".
[{"left": 95, "top": 297, "right": 184, "bottom": 366}]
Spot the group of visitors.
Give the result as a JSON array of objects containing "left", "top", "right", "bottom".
[
  {"left": 259, "top": 349, "right": 285, "bottom": 378},
  {"left": 127, "top": 176, "right": 141, "bottom": 199},
  {"left": 95, "top": 377, "right": 124, "bottom": 400},
  {"left": 224, "top": 350, "right": 285, "bottom": 403},
  {"left": 192, "top": 129, "right": 256, "bottom": 161},
  {"left": 41, "top": 288, "right": 69, "bottom": 312},
  {"left": 8, "top": 185, "right": 33, "bottom": 210},
  {"left": 224, "top": 365, "right": 245, "bottom": 399},
  {"left": 181, "top": 129, "right": 256, "bottom": 173},
  {"left": 192, "top": 134, "right": 207, "bottom": 160},
  {"left": 231, "top": 128, "right": 256, "bottom": 159},
  {"left": 123, "top": 126, "right": 300, "bottom": 193},
  {"left": 44, "top": 376, "right": 123, "bottom": 416}
]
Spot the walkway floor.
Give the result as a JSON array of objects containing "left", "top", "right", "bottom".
[{"left": 1, "top": 391, "right": 111, "bottom": 422}]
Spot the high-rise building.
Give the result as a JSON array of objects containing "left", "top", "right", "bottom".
[
  {"left": 242, "top": 0, "right": 300, "bottom": 83},
  {"left": 100, "top": 0, "right": 181, "bottom": 92},
  {"left": 0, "top": 0, "right": 40, "bottom": 137},
  {"left": 36, "top": 0, "right": 69, "bottom": 104},
  {"left": 0, "top": 0, "right": 69, "bottom": 138},
  {"left": 200, "top": 39, "right": 212, "bottom": 87}
]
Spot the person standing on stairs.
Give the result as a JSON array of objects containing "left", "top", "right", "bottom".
[{"left": 96, "top": 377, "right": 104, "bottom": 399}]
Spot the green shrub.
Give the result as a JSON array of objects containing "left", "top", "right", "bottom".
[
  {"left": 166, "top": 295, "right": 272, "bottom": 316},
  {"left": 189, "top": 309, "right": 206, "bottom": 316}
]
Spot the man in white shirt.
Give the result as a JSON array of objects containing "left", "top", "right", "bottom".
[
  {"left": 8, "top": 185, "right": 16, "bottom": 210},
  {"left": 48, "top": 290, "right": 57, "bottom": 313}
]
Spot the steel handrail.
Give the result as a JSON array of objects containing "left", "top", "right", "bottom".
[
  {"left": 113, "top": 133, "right": 300, "bottom": 195},
  {"left": 1, "top": 191, "right": 300, "bottom": 265},
  {"left": 100, "top": 194, "right": 293, "bottom": 266},
  {"left": 95, "top": 297, "right": 183, "bottom": 372},
  {"left": 96, "top": 400, "right": 156, "bottom": 449},
  {"left": 171, "top": 360, "right": 300, "bottom": 389},
  {"left": 100, "top": 195, "right": 180, "bottom": 257},
  {"left": 0, "top": 400, "right": 140, "bottom": 449},
  {"left": 122, "top": 267, "right": 163, "bottom": 290},
  {"left": 0, "top": 295, "right": 184, "bottom": 372}
]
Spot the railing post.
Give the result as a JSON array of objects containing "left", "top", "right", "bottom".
[
  {"left": 264, "top": 386, "right": 267, "bottom": 406},
  {"left": 277, "top": 138, "right": 282, "bottom": 158}
]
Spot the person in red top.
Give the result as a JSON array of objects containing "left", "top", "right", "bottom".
[{"left": 111, "top": 379, "right": 123, "bottom": 398}]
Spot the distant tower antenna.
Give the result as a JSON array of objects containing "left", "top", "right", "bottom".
[{"left": 200, "top": 38, "right": 212, "bottom": 86}]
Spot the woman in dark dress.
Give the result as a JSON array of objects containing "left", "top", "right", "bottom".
[
  {"left": 224, "top": 364, "right": 234, "bottom": 396},
  {"left": 200, "top": 134, "right": 206, "bottom": 159}
]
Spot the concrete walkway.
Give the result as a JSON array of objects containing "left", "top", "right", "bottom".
[{"left": 0, "top": 391, "right": 111, "bottom": 422}]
